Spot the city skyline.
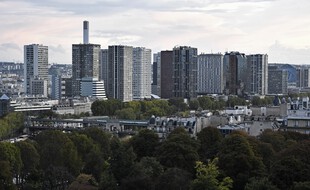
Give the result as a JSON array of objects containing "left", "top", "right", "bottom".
[{"left": 1, "top": 0, "right": 310, "bottom": 64}]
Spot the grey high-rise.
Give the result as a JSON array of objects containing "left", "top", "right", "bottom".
[
  {"left": 198, "top": 53, "right": 224, "bottom": 94},
  {"left": 107, "top": 45, "right": 133, "bottom": 102},
  {"left": 72, "top": 21, "right": 101, "bottom": 97},
  {"left": 223, "top": 52, "right": 247, "bottom": 95},
  {"left": 133, "top": 47, "right": 152, "bottom": 100},
  {"left": 268, "top": 65, "right": 288, "bottom": 94},
  {"left": 173, "top": 46, "right": 198, "bottom": 99},
  {"left": 24, "top": 44, "right": 48, "bottom": 96},
  {"left": 296, "top": 66, "right": 310, "bottom": 88},
  {"left": 246, "top": 54, "right": 268, "bottom": 95}
]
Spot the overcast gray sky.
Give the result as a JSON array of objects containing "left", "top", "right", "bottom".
[{"left": 1, "top": 0, "right": 310, "bottom": 64}]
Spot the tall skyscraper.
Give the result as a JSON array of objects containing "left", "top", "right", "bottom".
[
  {"left": 198, "top": 53, "right": 224, "bottom": 94},
  {"left": 133, "top": 47, "right": 152, "bottom": 100},
  {"left": 152, "top": 53, "right": 160, "bottom": 95},
  {"left": 107, "top": 45, "right": 133, "bottom": 102},
  {"left": 268, "top": 65, "right": 288, "bottom": 94},
  {"left": 160, "top": 51, "right": 174, "bottom": 99},
  {"left": 246, "top": 54, "right": 268, "bottom": 95},
  {"left": 296, "top": 66, "right": 310, "bottom": 88},
  {"left": 72, "top": 21, "right": 105, "bottom": 99},
  {"left": 99, "top": 49, "right": 108, "bottom": 90},
  {"left": 24, "top": 44, "right": 48, "bottom": 96},
  {"left": 223, "top": 52, "right": 247, "bottom": 96},
  {"left": 173, "top": 46, "right": 198, "bottom": 99}
]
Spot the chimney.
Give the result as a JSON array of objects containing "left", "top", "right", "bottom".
[{"left": 83, "top": 20, "right": 89, "bottom": 44}]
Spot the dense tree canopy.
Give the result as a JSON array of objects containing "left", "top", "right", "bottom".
[{"left": 0, "top": 117, "right": 309, "bottom": 190}]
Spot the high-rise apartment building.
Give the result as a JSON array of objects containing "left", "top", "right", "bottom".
[
  {"left": 99, "top": 49, "right": 108, "bottom": 91},
  {"left": 152, "top": 51, "right": 174, "bottom": 99},
  {"left": 152, "top": 53, "right": 160, "bottom": 95},
  {"left": 223, "top": 52, "right": 247, "bottom": 95},
  {"left": 133, "top": 47, "right": 152, "bottom": 100},
  {"left": 198, "top": 53, "right": 224, "bottom": 94},
  {"left": 24, "top": 44, "right": 48, "bottom": 96},
  {"left": 173, "top": 46, "right": 198, "bottom": 99},
  {"left": 268, "top": 65, "right": 288, "bottom": 94},
  {"left": 246, "top": 54, "right": 268, "bottom": 95},
  {"left": 296, "top": 66, "right": 310, "bottom": 88},
  {"left": 107, "top": 45, "right": 133, "bottom": 102},
  {"left": 72, "top": 21, "right": 105, "bottom": 99}
]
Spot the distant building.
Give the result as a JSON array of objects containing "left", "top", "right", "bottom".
[
  {"left": 99, "top": 49, "right": 108, "bottom": 91},
  {"left": 0, "top": 94, "right": 10, "bottom": 117},
  {"left": 24, "top": 44, "right": 48, "bottom": 96},
  {"left": 198, "top": 53, "right": 224, "bottom": 94},
  {"left": 107, "top": 45, "right": 133, "bottom": 102},
  {"left": 268, "top": 65, "right": 288, "bottom": 94},
  {"left": 246, "top": 54, "right": 268, "bottom": 95},
  {"left": 151, "top": 53, "right": 160, "bottom": 95},
  {"left": 72, "top": 21, "right": 104, "bottom": 98},
  {"left": 223, "top": 52, "right": 247, "bottom": 96},
  {"left": 80, "top": 77, "right": 107, "bottom": 100},
  {"left": 296, "top": 66, "right": 310, "bottom": 89},
  {"left": 133, "top": 47, "right": 152, "bottom": 100},
  {"left": 173, "top": 46, "right": 198, "bottom": 99},
  {"left": 160, "top": 51, "right": 174, "bottom": 99}
]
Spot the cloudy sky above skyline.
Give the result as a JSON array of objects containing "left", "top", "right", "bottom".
[{"left": 1, "top": 0, "right": 310, "bottom": 64}]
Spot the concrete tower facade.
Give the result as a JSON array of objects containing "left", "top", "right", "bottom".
[
  {"left": 107, "top": 45, "right": 133, "bottom": 102},
  {"left": 71, "top": 21, "right": 106, "bottom": 99},
  {"left": 246, "top": 54, "right": 268, "bottom": 95},
  {"left": 24, "top": 44, "right": 48, "bottom": 96},
  {"left": 173, "top": 46, "right": 198, "bottom": 99},
  {"left": 223, "top": 52, "right": 247, "bottom": 96},
  {"left": 133, "top": 47, "right": 152, "bottom": 100},
  {"left": 198, "top": 53, "right": 224, "bottom": 94}
]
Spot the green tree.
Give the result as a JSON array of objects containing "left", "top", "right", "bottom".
[
  {"left": 189, "top": 99, "right": 200, "bottom": 110},
  {"left": 35, "top": 131, "right": 81, "bottom": 176},
  {"left": 15, "top": 141, "right": 40, "bottom": 186},
  {"left": 168, "top": 98, "right": 189, "bottom": 112},
  {"left": 197, "top": 96, "right": 213, "bottom": 110},
  {"left": 110, "top": 137, "right": 136, "bottom": 183},
  {"left": 130, "top": 129, "right": 160, "bottom": 160},
  {"left": 156, "top": 128, "right": 199, "bottom": 174},
  {"left": 245, "top": 177, "right": 279, "bottom": 190},
  {"left": 115, "top": 108, "right": 137, "bottom": 120},
  {"left": 218, "top": 134, "right": 266, "bottom": 190},
  {"left": 121, "top": 157, "right": 164, "bottom": 190},
  {"left": 99, "top": 169, "right": 118, "bottom": 190},
  {"left": 293, "top": 181, "right": 310, "bottom": 190},
  {"left": 83, "top": 128, "right": 111, "bottom": 160},
  {"left": 191, "top": 158, "right": 233, "bottom": 190},
  {"left": 270, "top": 140, "right": 310, "bottom": 190},
  {"left": 0, "top": 142, "right": 22, "bottom": 185},
  {"left": 155, "top": 168, "right": 192, "bottom": 190},
  {"left": 0, "top": 160, "right": 15, "bottom": 190},
  {"left": 197, "top": 127, "right": 223, "bottom": 161}
]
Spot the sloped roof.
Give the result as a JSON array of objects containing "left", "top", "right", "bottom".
[{"left": 0, "top": 94, "right": 10, "bottom": 100}]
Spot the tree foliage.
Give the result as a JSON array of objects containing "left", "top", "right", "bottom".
[{"left": 191, "top": 158, "right": 233, "bottom": 190}]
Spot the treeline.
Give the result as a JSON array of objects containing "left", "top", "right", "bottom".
[
  {"left": 0, "top": 128, "right": 309, "bottom": 190},
  {"left": 0, "top": 112, "right": 24, "bottom": 140},
  {"left": 91, "top": 97, "right": 257, "bottom": 119}
]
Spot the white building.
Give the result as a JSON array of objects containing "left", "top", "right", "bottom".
[
  {"left": 133, "top": 47, "right": 152, "bottom": 100},
  {"left": 80, "top": 77, "right": 107, "bottom": 100},
  {"left": 198, "top": 53, "right": 224, "bottom": 94},
  {"left": 24, "top": 44, "right": 48, "bottom": 96}
]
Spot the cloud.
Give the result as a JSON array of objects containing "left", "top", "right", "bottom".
[
  {"left": 49, "top": 44, "right": 66, "bottom": 54},
  {"left": 268, "top": 41, "right": 310, "bottom": 64},
  {"left": 0, "top": 43, "right": 21, "bottom": 52}
]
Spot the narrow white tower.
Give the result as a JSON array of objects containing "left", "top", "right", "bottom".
[{"left": 83, "top": 20, "right": 89, "bottom": 44}]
